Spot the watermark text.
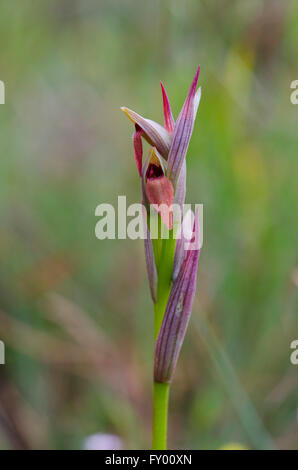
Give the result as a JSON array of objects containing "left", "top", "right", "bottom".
[
  {"left": 0, "top": 340, "right": 5, "bottom": 364},
  {"left": 0, "top": 80, "right": 5, "bottom": 104},
  {"left": 95, "top": 197, "right": 203, "bottom": 250},
  {"left": 290, "top": 340, "right": 298, "bottom": 365}
]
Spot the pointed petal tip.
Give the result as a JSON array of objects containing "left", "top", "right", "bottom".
[
  {"left": 187, "top": 66, "right": 201, "bottom": 98},
  {"left": 160, "top": 81, "right": 175, "bottom": 133},
  {"left": 121, "top": 107, "right": 172, "bottom": 158},
  {"left": 191, "top": 65, "right": 200, "bottom": 91},
  {"left": 120, "top": 106, "right": 135, "bottom": 123},
  {"left": 167, "top": 66, "right": 201, "bottom": 185}
]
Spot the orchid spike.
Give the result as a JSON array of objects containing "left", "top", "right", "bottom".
[
  {"left": 154, "top": 210, "right": 200, "bottom": 383},
  {"left": 121, "top": 67, "right": 202, "bottom": 449}
]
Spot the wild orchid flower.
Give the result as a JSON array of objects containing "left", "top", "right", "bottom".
[{"left": 121, "top": 67, "right": 201, "bottom": 450}]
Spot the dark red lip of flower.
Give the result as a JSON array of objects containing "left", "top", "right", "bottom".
[
  {"left": 146, "top": 163, "right": 164, "bottom": 180},
  {"left": 145, "top": 175, "right": 174, "bottom": 231},
  {"left": 143, "top": 148, "right": 174, "bottom": 230}
]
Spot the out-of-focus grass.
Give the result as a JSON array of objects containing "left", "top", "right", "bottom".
[{"left": 0, "top": 0, "right": 297, "bottom": 449}]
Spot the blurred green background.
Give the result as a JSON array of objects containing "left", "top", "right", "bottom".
[{"left": 0, "top": 0, "right": 297, "bottom": 450}]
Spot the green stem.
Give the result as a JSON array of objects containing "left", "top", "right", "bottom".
[
  {"left": 152, "top": 382, "right": 170, "bottom": 450},
  {"left": 154, "top": 234, "right": 176, "bottom": 339},
  {"left": 152, "top": 231, "right": 176, "bottom": 450}
]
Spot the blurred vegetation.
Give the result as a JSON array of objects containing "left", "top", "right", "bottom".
[{"left": 0, "top": 0, "right": 297, "bottom": 450}]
